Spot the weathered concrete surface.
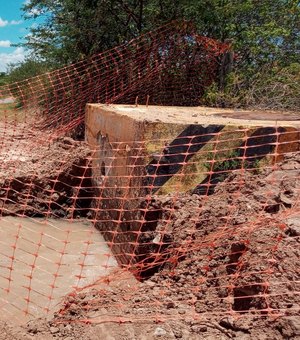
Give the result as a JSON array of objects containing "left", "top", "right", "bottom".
[
  {"left": 87, "top": 104, "right": 300, "bottom": 126},
  {"left": 0, "top": 217, "right": 117, "bottom": 324},
  {"left": 85, "top": 104, "right": 300, "bottom": 266},
  {"left": 86, "top": 105, "right": 300, "bottom": 191}
]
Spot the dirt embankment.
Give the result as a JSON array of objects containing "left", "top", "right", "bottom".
[
  {"left": 0, "top": 153, "right": 296, "bottom": 340},
  {"left": 0, "top": 124, "right": 93, "bottom": 218}
]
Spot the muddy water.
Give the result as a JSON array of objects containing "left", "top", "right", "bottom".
[{"left": 0, "top": 217, "right": 118, "bottom": 324}]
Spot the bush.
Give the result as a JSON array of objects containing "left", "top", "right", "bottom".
[
  {"left": 7, "top": 59, "right": 51, "bottom": 84},
  {"left": 203, "top": 63, "right": 300, "bottom": 111},
  {"left": 0, "top": 72, "right": 8, "bottom": 86}
]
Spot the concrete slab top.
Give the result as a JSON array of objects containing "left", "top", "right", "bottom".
[{"left": 87, "top": 104, "right": 300, "bottom": 128}]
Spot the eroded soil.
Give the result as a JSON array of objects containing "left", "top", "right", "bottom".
[
  {"left": 1, "top": 153, "right": 299, "bottom": 339},
  {"left": 0, "top": 124, "right": 93, "bottom": 218}
]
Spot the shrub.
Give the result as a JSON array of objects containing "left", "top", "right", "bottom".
[{"left": 202, "top": 63, "right": 300, "bottom": 112}]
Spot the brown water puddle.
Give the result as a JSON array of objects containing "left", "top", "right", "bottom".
[{"left": 0, "top": 217, "right": 117, "bottom": 324}]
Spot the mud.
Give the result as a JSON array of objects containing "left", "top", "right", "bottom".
[{"left": 0, "top": 217, "right": 118, "bottom": 325}]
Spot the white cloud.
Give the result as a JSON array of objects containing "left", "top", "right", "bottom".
[
  {"left": 0, "top": 18, "right": 9, "bottom": 27},
  {"left": 0, "top": 47, "right": 26, "bottom": 72},
  {"left": 10, "top": 20, "right": 23, "bottom": 25},
  {"left": 0, "top": 40, "right": 11, "bottom": 47},
  {"left": 0, "top": 17, "right": 23, "bottom": 28}
]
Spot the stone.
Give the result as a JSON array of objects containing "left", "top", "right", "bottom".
[
  {"left": 287, "top": 217, "right": 300, "bottom": 236},
  {"left": 166, "top": 300, "right": 176, "bottom": 309},
  {"left": 50, "top": 326, "right": 60, "bottom": 334},
  {"left": 172, "top": 328, "right": 183, "bottom": 338},
  {"left": 51, "top": 192, "right": 60, "bottom": 201},
  {"left": 219, "top": 316, "right": 235, "bottom": 329},
  {"left": 154, "top": 327, "right": 167, "bottom": 337},
  {"left": 279, "top": 193, "right": 293, "bottom": 206}
]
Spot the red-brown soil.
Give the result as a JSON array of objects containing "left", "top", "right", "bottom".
[{"left": 0, "top": 147, "right": 299, "bottom": 339}]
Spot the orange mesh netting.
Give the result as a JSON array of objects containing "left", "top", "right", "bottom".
[
  {"left": 0, "top": 21, "right": 299, "bottom": 339},
  {"left": 0, "top": 21, "right": 227, "bottom": 134}
]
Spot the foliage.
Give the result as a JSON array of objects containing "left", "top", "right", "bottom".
[
  {"left": 187, "top": 1, "right": 300, "bottom": 67},
  {"left": 11, "top": 0, "right": 300, "bottom": 111},
  {"left": 193, "top": 0, "right": 300, "bottom": 111},
  {"left": 204, "top": 149, "right": 261, "bottom": 182},
  {"left": 20, "top": 1, "right": 300, "bottom": 69},
  {"left": 6, "top": 59, "right": 51, "bottom": 83},
  {"left": 21, "top": 0, "right": 153, "bottom": 66},
  {"left": 0, "top": 72, "right": 8, "bottom": 86},
  {"left": 203, "top": 63, "right": 300, "bottom": 111}
]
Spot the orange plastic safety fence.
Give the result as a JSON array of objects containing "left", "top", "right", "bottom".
[
  {"left": 0, "top": 21, "right": 227, "bottom": 134},
  {"left": 0, "top": 21, "right": 299, "bottom": 340}
]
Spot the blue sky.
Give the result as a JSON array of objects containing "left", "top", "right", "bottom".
[{"left": 0, "top": 0, "right": 42, "bottom": 72}]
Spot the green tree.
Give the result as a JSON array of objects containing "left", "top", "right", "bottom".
[
  {"left": 7, "top": 59, "right": 51, "bottom": 83},
  {"left": 0, "top": 72, "right": 7, "bottom": 86},
  {"left": 22, "top": 0, "right": 156, "bottom": 66},
  {"left": 16, "top": 0, "right": 300, "bottom": 110},
  {"left": 21, "top": 0, "right": 300, "bottom": 68},
  {"left": 184, "top": 0, "right": 300, "bottom": 66}
]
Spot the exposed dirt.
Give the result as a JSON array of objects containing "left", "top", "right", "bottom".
[
  {"left": 0, "top": 124, "right": 93, "bottom": 218},
  {"left": 1, "top": 153, "right": 298, "bottom": 339}
]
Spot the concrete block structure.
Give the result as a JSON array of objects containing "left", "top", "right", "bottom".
[{"left": 85, "top": 104, "right": 300, "bottom": 267}]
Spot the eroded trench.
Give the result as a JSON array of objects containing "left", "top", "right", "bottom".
[
  {"left": 0, "top": 149, "right": 183, "bottom": 282},
  {"left": 0, "top": 157, "right": 94, "bottom": 218},
  {"left": 0, "top": 150, "right": 168, "bottom": 276},
  {"left": 1, "top": 140, "right": 299, "bottom": 320},
  {"left": 0, "top": 150, "right": 122, "bottom": 322}
]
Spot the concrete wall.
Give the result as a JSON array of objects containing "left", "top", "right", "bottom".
[{"left": 85, "top": 104, "right": 300, "bottom": 266}]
